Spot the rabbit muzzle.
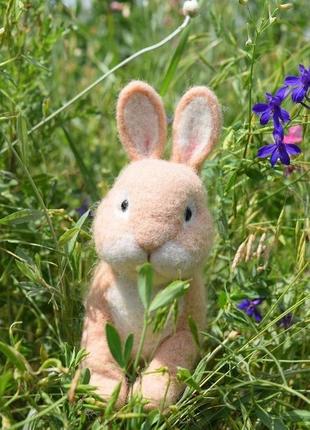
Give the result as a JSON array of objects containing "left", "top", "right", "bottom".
[{"left": 134, "top": 215, "right": 180, "bottom": 254}]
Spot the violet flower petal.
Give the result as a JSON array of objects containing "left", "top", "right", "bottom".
[
  {"left": 292, "top": 86, "right": 307, "bottom": 103},
  {"left": 279, "top": 108, "right": 290, "bottom": 123},
  {"left": 253, "top": 309, "right": 262, "bottom": 322},
  {"left": 278, "top": 144, "right": 290, "bottom": 165},
  {"left": 237, "top": 299, "right": 250, "bottom": 311},
  {"left": 275, "top": 86, "right": 289, "bottom": 101},
  {"left": 270, "top": 148, "right": 280, "bottom": 167},
  {"left": 285, "top": 144, "right": 302, "bottom": 155},
  {"left": 260, "top": 109, "right": 272, "bottom": 125},
  {"left": 257, "top": 144, "right": 277, "bottom": 158},
  {"left": 253, "top": 103, "right": 269, "bottom": 113},
  {"left": 284, "top": 76, "right": 300, "bottom": 86},
  {"left": 252, "top": 298, "right": 264, "bottom": 306},
  {"left": 298, "top": 64, "right": 306, "bottom": 74}
]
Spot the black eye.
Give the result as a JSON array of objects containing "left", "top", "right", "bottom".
[
  {"left": 184, "top": 206, "right": 192, "bottom": 222},
  {"left": 121, "top": 199, "right": 129, "bottom": 212}
]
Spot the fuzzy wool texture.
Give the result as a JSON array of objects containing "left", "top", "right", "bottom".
[
  {"left": 117, "top": 81, "right": 167, "bottom": 160},
  {"left": 172, "top": 86, "right": 222, "bottom": 171},
  {"left": 105, "top": 275, "right": 181, "bottom": 358},
  {"left": 93, "top": 159, "right": 214, "bottom": 281},
  {"left": 81, "top": 81, "right": 221, "bottom": 409}
]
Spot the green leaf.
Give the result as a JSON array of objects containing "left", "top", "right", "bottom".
[
  {"left": 81, "top": 367, "right": 91, "bottom": 385},
  {"left": 218, "top": 291, "right": 228, "bottom": 308},
  {"left": 62, "top": 127, "right": 100, "bottom": 202},
  {"left": 244, "top": 167, "right": 265, "bottom": 181},
  {"left": 0, "top": 341, "right": 33, "bottom": 374},
  {"left": 16, "top": 261, "right": 37, "bottom": 282},
  {"left": 137, "top": 263, "right": 153, "bottom": 310},
  {"left": 160, "top": 26, "right": 191, "bottom": 96},
  {"left": 0, "top": 209, "right": 42, "bottom": 225},
  {"left": 17, "top": 113, "right": 29, "bottom": 164},
  {"left": 58, "top": 227, "right": 79, "bottom": 246},
  {"left": 104, "top": 382, "right": 122, "bottom": 417},
  {"left": 105, "top": 323, "right": 124, "bottom": 368},
  {"left": 0, "top": 371, "right": 12, "bottom": 397},
  {"left": 67, "top": 210, "right": 90, "bottom": 254},
  {"left": 188, "top": 316, "right": 200, "bottom": 349},
  {"left": 123, "top": 333, "right": 134, "bottom": 367},
  {"left": 255, "top": 406, "right": 288, "bottom": 430},
  {"left": 149, "top": 280, "right": 189, "bottom": 313},
  {"left": 176, "top": 367, "right": 201, "bottom": 391},
  {"left": 284, "top": 410, "right": 310, "bottom": 423},
  {"left": 58, "top": 210, "right": 90, "bottom": 254}
]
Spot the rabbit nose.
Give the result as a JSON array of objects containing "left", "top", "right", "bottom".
[{"left": 135, "top": 218, "right": 179, "bottom": 253}]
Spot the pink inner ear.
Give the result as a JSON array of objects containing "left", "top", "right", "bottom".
[
  {"left": 183, "top": 136, "right": 197, "bottom": 161},
  {"left": 172, "top": 91, "right": 221, "bottom": 170},
  {"left": 144, "top": 137, "right": 151, "bottom": 152}
]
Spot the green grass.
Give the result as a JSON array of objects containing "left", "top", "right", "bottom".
[{"left": 0, "top": 0, "right": 309, "bottom": 428}]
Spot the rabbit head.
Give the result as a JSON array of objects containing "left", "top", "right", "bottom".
[{"left": 93, "top": 81, "right": 221, "bottom": 282}]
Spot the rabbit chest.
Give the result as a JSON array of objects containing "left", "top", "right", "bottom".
[{"left": 105, "top": 276, "right": 184, "bottom": 358}]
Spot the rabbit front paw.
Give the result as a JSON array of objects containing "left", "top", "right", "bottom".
[
  {"left": 133, "top": 371, "right": 182, "bottom": 410},
  {"left": 91, "top": 372, "right": 128, "bottom": 408}
]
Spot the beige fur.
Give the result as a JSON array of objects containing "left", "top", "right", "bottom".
[{"left": 81, "top": 81, "right": 221, "bottom": 409}]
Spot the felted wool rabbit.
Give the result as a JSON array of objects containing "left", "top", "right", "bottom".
[{"left": 81, "top": 81, "right": 221, "bottom": 409}]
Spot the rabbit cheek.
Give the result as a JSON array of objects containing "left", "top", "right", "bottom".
[
  {"left": 98, "top": 233, "right": 146, "bottom": 274},
  {"left": 151, "top": 242, "right": 194, "bottom": 279}
]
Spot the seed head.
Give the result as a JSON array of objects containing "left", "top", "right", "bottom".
[{"left": 183, "top": 0, "right": 199, "bottom": 17}]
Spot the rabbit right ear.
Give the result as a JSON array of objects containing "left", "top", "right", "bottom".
[
  {"left": 171, "top": 87, "right": 221, "bottom": 172},
  {"left": 116, "top": 81, "right": 167, "bottom": 160}
]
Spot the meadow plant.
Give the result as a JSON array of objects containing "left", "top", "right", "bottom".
[
  {"left": 0, "top": 1, "right": 309, "bottom": 429},
  {"left": 253, "top": 64, "right": 309, "bottom": 167}
]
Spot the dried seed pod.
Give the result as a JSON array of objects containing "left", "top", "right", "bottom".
[
  {"left": 245, "top": 233, "right": 256, "bottom": 262},
  {"left": 256, "top": 232, "right": 267, "bottom": 260},
  {"left": 232, "top": 239, "right": 247, "bottom": 270}
]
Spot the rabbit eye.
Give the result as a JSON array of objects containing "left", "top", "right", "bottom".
[
  {"left": 121, "top": 199, "right": 129, "bottom": 212},
  {"left": 184, "top": 206, "right": 192, "bottom": 222}
]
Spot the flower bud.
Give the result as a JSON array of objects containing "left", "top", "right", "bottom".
[
  {"left": 279, "top": 3, "right": 293, "bottom": 9},
  {"left": 183, "top": 0, "right": 199, "bottom": 17}
]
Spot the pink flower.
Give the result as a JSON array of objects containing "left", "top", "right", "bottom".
[{"left": 283, "top": 125, "right": 303, "bottom": 144}]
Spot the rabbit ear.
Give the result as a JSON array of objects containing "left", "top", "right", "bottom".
[
  {"left": 116, "top": 81, "right": 167, "bottom": 160},
  {"left": 171, "top": 87, "right": 221, "bottom": 171}
]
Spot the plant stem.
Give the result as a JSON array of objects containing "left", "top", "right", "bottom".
[
  {"left": 133, "top": 313, "right": 149, "bottom": 372},
  {"left": 243, "top": 31, "right": 258, "bottom": 159}
]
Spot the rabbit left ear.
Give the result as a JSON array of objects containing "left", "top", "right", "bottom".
[
  {"left": 171, "top": 87, "right": 221, "bottom": 172},
  {"left": 117, "top": 81, "right": 167, "bottom": 160}
]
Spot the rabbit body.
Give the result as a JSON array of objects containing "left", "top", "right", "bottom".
[{"left": 81, "top": 81, "right": 221, "bottom": 409}]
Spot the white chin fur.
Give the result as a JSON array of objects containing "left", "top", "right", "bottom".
[
  {"left": 151, "top": 241, "right": 197, "bottom": 280},
  {"left": 99, "top": 233, "right": 146, "bottom": 274},
  {"left": 99, "top": 235, "right": 199, "bottom": 281}
]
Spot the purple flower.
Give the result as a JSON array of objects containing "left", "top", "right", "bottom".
[
  {"left": 237, "top": 298, "right": 264, "bottom": 322},
  {"left": 277, "top": 313, "right": 294, "bottom": 329},
  {"left": 257, "top": 126, "right": 301, "bottom": 167},
  {"left": 252, "top": 87, "right": 290, "bottom": 127},
  {"left": 76, "top": 198, "right": 90, "bottom": 217},
  {"left": 284, "top": 64, "right": 310, "bottom": 104}
]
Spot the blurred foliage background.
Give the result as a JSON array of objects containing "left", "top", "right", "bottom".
[{"left": 0, "top": 0, "right": 309, "bottom": 428}]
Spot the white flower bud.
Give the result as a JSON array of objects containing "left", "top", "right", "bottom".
[
  {"left": 279, "top": 3, "right": 293, "bottom": 10},
  {"left": 183, "top": 0, "right": 199, "bottom": 17}
]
